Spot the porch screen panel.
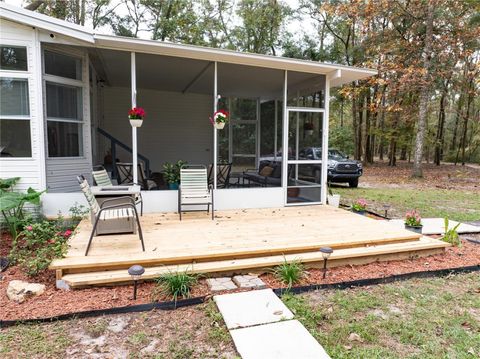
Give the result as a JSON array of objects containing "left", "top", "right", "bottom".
[{"left": 0, "top": 76, "right": 32, "bottom": 157}]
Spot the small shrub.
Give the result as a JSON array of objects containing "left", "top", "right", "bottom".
[
  {"left": 274, "top": 258, "right": 305, "bottom": 288},
  {"left": 153, "top": 269, "right": 198, "bottom": 302},
  {"left": 442, "top": 218, "right": 461, "bottom": 247},
  {"left": 9, "top": 220, "right": 73, "bottom": 276}
]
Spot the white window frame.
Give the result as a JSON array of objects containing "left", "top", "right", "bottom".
[
  {"left": 0, "top": 42, "right": 33, "bottom": 159},
  {"left": 42, "top": 47, "right": 85, "bottom": 159}
]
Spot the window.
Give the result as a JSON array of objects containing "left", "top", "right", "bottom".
[
  {"left": 44, "top": 50, "right": 81, "bottom": 80},
  {"left": 0, "top": 46, "right": 27, "bottom": 71},
  {"left": 44, "top": 49, "right": 84, "bottom": 158},
  {"left": 0, "top": 78, "right": 31, "bottom": 157}
]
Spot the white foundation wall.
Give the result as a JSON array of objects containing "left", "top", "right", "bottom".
[
  {"left": 0, "top": 20, "right": 44, "bottom": 191},
  {"left": 41, "top": 187, "right": 285, "bottom": 217},
  {"left": 99, "top": 86, "right": 214, "bottom": 172}
]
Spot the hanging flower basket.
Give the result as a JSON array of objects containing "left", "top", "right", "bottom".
[
  {"left": 304, "top": 122, "right": 314, "bottom": 135},
  {"left": 210, "top": 110, "right": 229, "bottom": 129},
  {"left": 128, "top": 107, "right": 146, "bottom": 127}
]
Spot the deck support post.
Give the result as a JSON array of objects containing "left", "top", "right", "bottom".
[
  {"left": 131, "top": 52, "right": 138, "bottom": 185},
  {"left": 213, "top": 61, "right": 218, "bottom": 190}
]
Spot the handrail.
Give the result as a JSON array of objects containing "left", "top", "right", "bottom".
[{"left": 97, "top": 127, "right": 150, "bottom": 179}]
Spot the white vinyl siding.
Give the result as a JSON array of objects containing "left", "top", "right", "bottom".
[
  {"left": 0, "top": 20, "right": 43, "bottom": 192},
  {"left": 99, "top": 87, "right": 212, "bottom": 172}
]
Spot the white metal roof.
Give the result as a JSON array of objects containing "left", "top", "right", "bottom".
[{"left": 0, "top": 2, "right": 377, "bottom": 87}]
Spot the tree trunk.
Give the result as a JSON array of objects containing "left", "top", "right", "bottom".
[
  {"left": 412, "top": 1, "right": 434, "bottom": 178},
  {"left": 434, "top": 84, "right": 448, "bottom": 165},
  {"left": 364, "top": 90, "right": 372, "bottom": 164},
  {"left": 461, "top": 77, "right": 474, "bottom": 165}
]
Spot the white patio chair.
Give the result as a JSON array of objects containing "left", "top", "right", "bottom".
[
  {"left": 178, "top": 165, "right": 214, "bottom": 220},
  {"left": 77, "top": 175, "right": 145, "bottom": 256},
  {"left": 92, "top": 165, "right": 144, "bottom": 215}
]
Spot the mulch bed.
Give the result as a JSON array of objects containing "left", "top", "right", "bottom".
[{"left": 1, "top": 232, "right": 479, "bottom": 322}]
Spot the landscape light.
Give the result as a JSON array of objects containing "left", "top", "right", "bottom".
[
  {"left": 319, "top": 247, "right": 333, "bottom": 279},
  {"left": 128, "top": 264, "right": 145, "bottom": 300}
]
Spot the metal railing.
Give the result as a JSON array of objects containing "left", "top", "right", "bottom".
[{"left": 97, "top": 127, "right": 150, "bottom": 179}]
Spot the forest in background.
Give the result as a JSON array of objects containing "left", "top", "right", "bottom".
[{"left": 23, "top": 0, "right": 480, "bottom": 176}]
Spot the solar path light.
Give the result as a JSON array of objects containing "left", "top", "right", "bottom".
[
  {"left": 128, "top": 265, "right": 145, "bottom": 300},
  {"left": 319, "top": 247, "right": 333, "bottom": 279}
]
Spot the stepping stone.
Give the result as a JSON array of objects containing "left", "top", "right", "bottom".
[
  {"left": 230, "top": 320, "right": 331, "bottom": 359},
  {"left": 388, "top": 218, "right": 480, "bottom": 235},
  {"left": 233, "top": 275, "right": 267, "bottom": 289},
  {"left": 206, "top": 277, "right": 237, "bottom": 292},
  {"left": 214, "top": 289, "right": 293, "bottom": 329}
]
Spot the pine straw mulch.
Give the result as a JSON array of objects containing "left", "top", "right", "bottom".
[
  {"left": 1, "top": 233, "right": 479, "bottom": 322},
  {"left": 358, "top": 161, "right": 480, "bottom": 191}
]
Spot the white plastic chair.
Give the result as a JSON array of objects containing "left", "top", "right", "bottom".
[{"left": 178, "top": 165, "right": 214, "bottom": 220}]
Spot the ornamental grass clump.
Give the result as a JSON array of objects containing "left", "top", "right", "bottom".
[
  {"left": 154, "top": 270, "right": 199, "bottom": 303},
  {"left": 351, "top": 198, "right": 367, "bottom": 213},
  {"left": 405, "top": 210, "right": 422, "bottom": 227},
  {"left": 274, "top": 258, "right": 305, "bottom": 289},
  {"left": 442, "top": 218, "right": 461, "bottom": 247}
]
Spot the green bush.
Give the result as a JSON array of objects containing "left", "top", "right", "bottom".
[
  {"left": 9, "top": 220, "right": 72, "bottom": 276},
  {"left": 154, "top": 270, "right": 198, "bottom": 302},
  {"left": 274, "top": 258, "right": 305, "bottom": 289},
  {"left": 329, "top": 126, "right": 354, "bottom": 155},
  {"left": 442, "top": 218, "right": 461, "bottom": 247}
]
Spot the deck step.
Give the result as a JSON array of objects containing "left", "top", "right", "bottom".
[{"left": 60, "top": 237, "right": 449, "bottom": 288}]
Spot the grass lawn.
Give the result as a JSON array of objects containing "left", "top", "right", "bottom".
[
  {"left": 283, "top": 272, "right": 480, "bottom": 359},
  {"left": 336, "top": 187, "right": 480, "bottom": 221}
]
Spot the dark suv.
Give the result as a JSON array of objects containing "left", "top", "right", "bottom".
[{"left": 299, "top": 148, "right": 363, "bottom": 188}]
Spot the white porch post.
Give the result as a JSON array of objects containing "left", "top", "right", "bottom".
[
  {"left": 281, "top": 70, "right": 288, "bottom": 204},
  {"left": 213, "top": 61, "right": 218, "bottom": 189},
  {"left": 274, "top": 100, "right": 278, "bottom": 162},
  {"left": 321, "top": 77, "right": 331, "bottom": 205},
  {"left": 131, "top": 52, "right": 138, "bottom": 184}
]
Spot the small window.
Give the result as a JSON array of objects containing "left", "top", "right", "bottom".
[
  {"left": 44, "top": 50, "right": 81, "bottom": 80},
  {"left": 0, "top": 46, "right": 27, "bottom": 71},
  {"left": 0, "top": 119, "right": 32, "bottom": 157},
  {"left": 47, "top": 121, "right": 83, "bottom": 157},
  {"left": 46, "top": 82, "right": 82, "bottom": 120},
  {"left": 0, "top": 78, "right": 30, "bottom": 116}
]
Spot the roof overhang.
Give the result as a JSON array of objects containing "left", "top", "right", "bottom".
[
  {"left": 94, "top": 35, "right": 377, "bottom": 87},
  {"left": 0, "top": 2, "right": 94, "bottom": 43}
]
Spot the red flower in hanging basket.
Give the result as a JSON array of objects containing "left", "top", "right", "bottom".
[
  {"left": 209, "top": 110, "right": 229, "bottom": 125},
  {"left": 304, "top": 122, "right": 314, "bottom": 131},
  {"left": 128, "top": 107, "right": 146, "bottom": 120}
]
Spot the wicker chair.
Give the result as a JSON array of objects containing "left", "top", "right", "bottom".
[
  {"left": 77, "top": 175, "right": 145, "bottom": 256},
  {"left": 92, "top": 165, "right": 144, "bottom": 215}
]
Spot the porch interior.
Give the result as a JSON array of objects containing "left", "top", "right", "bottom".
[{"left": 50, "top": 206, "right": 449, "bottom": 288}]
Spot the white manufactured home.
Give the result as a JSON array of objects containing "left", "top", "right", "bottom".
[{"left": 0, "top": 3, "right": 376, "bottom": 216}]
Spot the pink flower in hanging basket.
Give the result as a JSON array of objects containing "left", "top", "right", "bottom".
[
  {"left": 128, "top": 107, "right": 146, "bottom": 120},
  {"left": 209, "top": 110, "right": 229, "bottom": 125}
]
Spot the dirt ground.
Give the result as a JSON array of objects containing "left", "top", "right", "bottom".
[{"left": 356, "top": 161, "right": 480, "bottom": 191}]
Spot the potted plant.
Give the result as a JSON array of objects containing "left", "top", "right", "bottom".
[
  {"left": 210, "top": 110, "right": 229, "bottom": 129},
  {"left": 404, "top": 210, "right": 423, "bottom": 234},
  {"left": 128, "top": 107, "right": 146, "bottom": 127},
  {"left": 327, "top": 183, "right": 340, "bottom": 208},
  {"left": 304, "top": 122, "right": 314, "bottom": 136},
  {"left": 351, "top": 198, "right": 367, "bottom": 215},
  {"left": 163, "top": 160, "right": 187, "bottom": 190}
]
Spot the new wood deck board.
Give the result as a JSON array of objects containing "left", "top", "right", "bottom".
[
  {"left": 61, "top": 236, "right": 449, "bottom": 287},
  {"left": 51, "top": 206, "right": 421, "bottom": 270}
]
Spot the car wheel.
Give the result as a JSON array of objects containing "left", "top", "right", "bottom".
[{"left": 349, "top": 178, "right": 359, "bottom": 188}]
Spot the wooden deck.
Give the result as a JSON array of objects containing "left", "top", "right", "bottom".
[{"left": 51, "top": 206, "right": 449, "bottom": 288}]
